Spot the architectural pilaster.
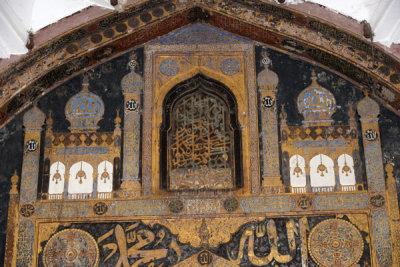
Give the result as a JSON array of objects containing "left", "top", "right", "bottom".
[
  {"left": 120, "top": 54, "right": 142, "bottom": 197},
  {"left": 357, "top": 95, "right": 393, "bottom": 266},
  {"left": 16, "top": 105, "right": 45, "bottom": 266},
  {"left": 257, "top": 51, "right": 282, "bottom": 193}
]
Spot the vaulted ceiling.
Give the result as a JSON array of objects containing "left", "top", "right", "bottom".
[{"left": 0, "top": 0, "right": 400, "bottom": 127}]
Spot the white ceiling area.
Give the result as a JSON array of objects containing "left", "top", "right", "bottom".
[{"left": 0, "top": 0, "right": 399, "bottom": 59}]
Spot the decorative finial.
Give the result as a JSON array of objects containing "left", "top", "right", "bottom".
[
  {"left": 114, "top": 109, "right": 121, "bottom": 126},
  {"left": 10, "top": 170, "right": 19, "bottom": 195},
  {"left": 199, "top": 218, "right": 210, "bottom": 248},
  {"left": 128, "top": 53, "right": 138, "bottom": 71},
  {"left": 261, "top": 49, "right": 272, "bottom": 68},
  {"left": 280, "top": 104, "right": 287, "bottom": 121},
  {"left": 385, "top": 162, "right": 394, "bottom": 175},
  {"left": 310, "top": 69, "right": 318, "bottom": 83},
  {"left": 46, "top": 110, "right": 53, "bottom": 127},
  {"left": 82, "top": 74, "right": 89, "bottom": 92}
]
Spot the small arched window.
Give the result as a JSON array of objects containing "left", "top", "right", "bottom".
[
  {"left": 160, "top": 75, "right": 242, "bottom": 190},
  {"left": 68, "top": 161, "right": 94, "bottom": 198},
  {"left": 289, "top": 154, "right": 306, "bottom": 188},
  {"left": 338, "top": 154, "right": 356, "bottom": 187},
  {"left": 97, "top": 160, "right": 113, "bottom": 193},
  {"left": 48, "top": 161, "right": 65, "bottom": 196},
  {"left": 310, "top": 154, "right": 335, "bottom": 191}
]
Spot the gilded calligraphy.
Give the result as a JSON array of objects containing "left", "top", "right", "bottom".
[
  {"left": 228, "top": 219, "right": 296, "bottom": 265},
  {"left": 97, "top": 223, "right": 181, "bottom": 267}
]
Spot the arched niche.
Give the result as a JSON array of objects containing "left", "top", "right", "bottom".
[
  {"left": 160, "top": 74, "right": 242, "bottom": 191},
  {"left": 289, "top": 155, "right": 306, "bottom": 190},
  {"left": 338, "top": 154, "right": 356, "bottom": 190},
  {"left": 97, "top": 160, "right": 113, "bottom": 193},
  {"left": 48, "top": 161, "right": 65, "bottom": 198},
  {"left": 310, "top": 154, "right": 335, "bottom": 191},
  {"left": 68, "top": 161, "right": 94, "bottom": 198}
]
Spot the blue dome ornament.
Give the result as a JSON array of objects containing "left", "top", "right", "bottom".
[
  {"left": 297, "top": 70, "right": 336, "bottom": 126},
  {"left": 65, "top": 75, "right": 105, "bottom": 132}
]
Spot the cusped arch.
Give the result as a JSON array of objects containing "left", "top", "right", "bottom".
[{"left": 154, "top": 66, "right": 247, "bottom": 127}]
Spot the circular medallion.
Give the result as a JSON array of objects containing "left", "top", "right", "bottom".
[
  {"left": 168, "top": 199, "right": 184, "bottom": 213},
  {"left": 20, "top": 204, "right": 35, "bottom": 217},
  {"left": 26, "top": 140, "right": 38, "bottom": 152},
  {"left": 220, "top": 58, "right": 240, "bottom": 75},
  {"left": 262, "top": 96, "right": 275, "bottom": 108},
  {"left": 223, "top": 197, "right": 239, "bottom": 212},
  {"left": 309, "top": 219, "right": 363, "bottom": 267},
  {"left": 160, "top": 59, "right": 180, "bottom": 76},
  {"left": 370, "top": 194, "right": 385, "bottom": 207},
  {"left": 126, "top": 99, "right": 139, "bottom": 111},
  {"left": 93, "top": 202, "right": 108, "bottom": 215},
  {"left": 364, "top": 129, "right": 377, "bottom": 141},
  {"left": 43, "top": 229, "right": 99, "bottom": 267},
  {"left": 198, "top": 250, "right": 213, "bottom": 265},
  {"left": 297, "top": 196, "right": 312, "bottom": 210}
]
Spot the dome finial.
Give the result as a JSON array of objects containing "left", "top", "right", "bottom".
[
  {"left": 128, "top": 52, "right": 138, "bottom": 71},
  {"left": 310, "top": 69, "right": 318, "bottom": 84},
  {"left": 82, "top": 74, "right": 89, "bottom": 92},
  {"left": 10, "top": 170, "right": 19, "bottom": 195}
]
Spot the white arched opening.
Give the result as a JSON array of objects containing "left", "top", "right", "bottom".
[
  {"left": 289, "top": 154, "right": 306, "bottom": 193},
  {"left": 338, "top": 154, "right": 356, "bottom": 191},
  {"left": 48, "top": 161, "right": 65, "bottom": 199},
  {"left": 310, "top": 154, "right": 335, "bottom": 192},
  {"left": 97, "top": 160, "right": 113, "bottom": 199},
  {"left": 68, "top": 161, "right": 93, "bottom": 199}
]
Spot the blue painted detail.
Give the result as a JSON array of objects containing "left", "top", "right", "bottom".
[
  {"left": 152, "top": 23, "right": 250, "bottom": 45},
  {"left": 160, "top": 59, "right": 180, "bottom": 76},
  {"left": 121, "top": 71, "right": 143, "bottom": 94},
  {"left": 220, "top": 58, "right": 240, "bottom": 75},
  {"left": 16, "top": 220, "right": 35, "bottom": 266},
  {"left": 365, "top": 143, "right": 385, "bottom": 192},
  {"left": 109, "top": 200, "right": 166, "bottom": 216},
  {"left": 23, "top": 106, "right": 46, "bottom": 130},
  {"left": 372, "top": 210, "right": 393, "bottom": 266},
  {"left": 314, "top": 193, "right": 369, "bottom": 210},
  {"left": 357, "top": 96, "right": 380, "bottom": 118},
  {"left": 297, "top": 85, "right": 336, "bottom": 122},
  {"left": 56, "top": 147, "right": 109, "bottom": 155},
  {"left": 37, "top": 202, "right": 91, "bottom": 218},
  {"left": 65, "top": 87, "right": 105, "bottom": 132},
  {"left": 20, "top": 154, "right": 39, "bottom": 203},
  {"left": 240, "top": 196, "right": 295, "bottom": 212},
  {"left": 294, "top": 140, "right": 347, "bottom": 148}
]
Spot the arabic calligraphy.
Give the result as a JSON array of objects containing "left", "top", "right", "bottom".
[
  {"left": 227, "top": 219, "right": 296, "bottom": 265},
  {"left": 168, "top": 91, "right": 234, "bottom": 190},
  {"left": 97, "top": 222, "right": 182, "bottom": 266}
]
